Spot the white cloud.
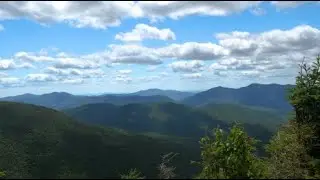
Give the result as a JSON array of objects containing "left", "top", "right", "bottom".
[
  {"left": 61, "top": 78, "right": 84, "bottom": 84},
  {"left": 0, "top": 77, "right": 21, "bottom": 87},
  {"left": 250, "top": 7, "right": 266, "bottom": 16},
  {"left": 115, "top": 74, "right": 132, "bottom": 83},
  {"left": 158, "top": 42, "right": 229, "bottom": 60},
  {"left": 115, "top": 23, "right": 176, "bottom": 42},
  {"left": 181, "top": 73, "right": 203, "bottom": 79},
  {"left": 160, "top": 72, "right": 169, "bottom": 77},
  {"left": 14, "top": 51, "right": 55, "bottom": 62},
  {"left": 0, "top": 72, "right": 8, "bottom": 77},
  {"left": 0, "top": 2, "right": 265, "bottom": 29},
  {"left": 0, "top": 1, "right": 317, "bottom": 31},
  {"left": 146, "top": 65, "right": 159, "bottom": 72},
  {"left": 209, "top": 25, "right": 320, "bottom": 78},
  {"left": 53, "top": 58, "right": 100, "bottom": 69},
  {"left": 137, "top": 1, "right": 261, "bottom": 22},
  {"left": 270, "top": 1, "right": 316, "bottom": 9},
  {"left": 0, "top": 1, "right": 142, "bottom": 29},
  {"left": 137, "top": 75, "right": 162, "bottom": 82},
  {"left": 1, "top": 24, "right": 319, "bottom": 88},
  {"left": 169, "top": 60, "right": 205, "bottom": 73},
  {"left": 106, "top": 44, "right": 162, "bottom": 65},
  {"left": 0, "top": 59, "right": 34, "bottom": 70},
  {"left": 25, "top": 73, "right": 58, "bottom": 82},
  {"left": 45, "top": 67, "right": 105, "bottom": 78},
  {"left": 118, "top": 69, "right": 132, "bottom": 75}
]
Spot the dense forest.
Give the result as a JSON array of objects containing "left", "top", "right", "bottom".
[{"left": 0, "top": 56, "right": 319, "bottom": 179}]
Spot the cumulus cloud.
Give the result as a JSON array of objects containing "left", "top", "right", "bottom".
[
  {"left": 209, "top": 25, "right": 320, "bottom": 77},
  {"left": 160, "top": 72, "right": 169, "bottom": 77},
  {"left": 114, "top": 74, "right": 132, "bottom": 83},
  {"left": 118, "top": 69, "right": 132, "bottom": 75},
  {"left": 14, "top": 51, "right": 55, "bottom": 62},
  {"left": 181, "top": 73, "right": 203, "bottom": 79},
  {"left": 146, "top": 65, "right": 159, "bottom": 72},
  {"left": 0, "top": 59, "right": 34, "bottom": 70},
  {"left": 250, "top": 7, "right": 266, "bottom": 16},
  {"left": 61, "top": 78, "right": 84, "bottom": 84},
  {"left": 137, "top": 1, "right": 261, "bottom": 21},
  {"left": 0, "top": 77, "right": 21, "bottom": 87},
  {"left": 25, "top": 73, "right": 58, "bottom": 82},
  {"left": 270, "top": 1, "right": 316, "bottom": 9},
  {"left": 105, "top": 44, "right": 162, "bottom": 65},
  {"left": 2, "top": 23, "right": 319, "bottom": 87},
  {"left": 169, "top": 60, "right": 205, "bottom": 73},
  {"left": 0, "top": 1, "right": 317, "bottom": 30},
  {"left": 0, "top": 2, "right": 265, "bottom": 29},
  {"left": 158, "top": 42, "right": 229, "bottom": 60},
  {"left": 0, "top": 72, "right": 8, "bottom": 77},
  {"left": 115, "top": 23, "right": 176, "bottom": 42},
  {"left": 53, "top": 58, "right": 100, "bottom": 69},
  {"left": 137, "top": 75, "right": 162, "bottom": 82},
  {"left": 0, "top": 1, "right": 142, "bottom": 29},
  {"left": 45, "top": 67, "right": 105, "bottom": 78}
]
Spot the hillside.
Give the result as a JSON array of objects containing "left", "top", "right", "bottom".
[
  {"left": 182, "top": 83, "right": 295, "bottom": 112},
  {"left": 0, "top": 101, "right": 199, "bottom": 179},
  {"left": 0, "top": 93, "right": 174, "bottom": 110},
  {"left": 64, "top": 102, "right": 273, "bottom": 143},
  {"left": 198, "top": 103, "right": 287, "bottom": 131},
  {"left": 128, "top": 89, "right": 195, "bottom": 101}
]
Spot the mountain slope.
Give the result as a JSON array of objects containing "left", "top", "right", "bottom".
[
  {"left": 198, "top": 103, "right": 287, "bottom": 131},
  {"left": 0, "top": 92, "right": 174, "bottom": 110},
  {"left": 128, "top": 89, "right": 195, "bottom": 101},
  {"left": 182, "top": 83, "right": 295, "bottom": 112},
  {"left": 0, "top": 101, "right": 199, "bottom": 178},
  {"left": 64, "top": 102, "right": 273, "bottom": 143}
]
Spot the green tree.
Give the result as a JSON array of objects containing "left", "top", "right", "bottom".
[
  {"left": 194, "top": 123, "right": 264, "bottom": 179},
  {"left": 120, "top": 168, "right": 145, "bottom": 179},
  {"left": 264, "top": 55, "right": 320, "bottom": 179},
  {"left": 158, "top": 152, "right": 178, "bottom": 179},
  {"left": 289, "top": 55, "right": 320, "bottom": 154},
  {"left": 0, "top": 171, "right": 5, "bottom": 179},
  {"left": 264, "top": 120, "right": 313, "bottom": 179}
]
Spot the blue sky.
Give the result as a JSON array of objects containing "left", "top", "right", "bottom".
[{"left": 0, "top": 1, "right": 319, "bottom": 97}]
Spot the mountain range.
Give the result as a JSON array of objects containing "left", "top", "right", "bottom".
[
  {"left": 0, "top": 83, "right": 294, "bottom": 113},
  {"left": 0, "top": 83, "right": 295, "bottom": 178}
]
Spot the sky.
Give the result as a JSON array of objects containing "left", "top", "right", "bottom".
[{"left": 0, "top": 1, "right": 319, "bottom": 97}]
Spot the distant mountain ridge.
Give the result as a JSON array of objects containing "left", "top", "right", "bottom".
[
  {"left": 0, "top": 92, "right": 173, "bottom": 110},
  {"left": 127, "top": 88, "right": 196, "bottom": 100},
  {"left": 0, "top": 83, "right": 295, "bottom": 112},
  {"left": 182, "top": 83, "right": 295, "bottom": 112}
]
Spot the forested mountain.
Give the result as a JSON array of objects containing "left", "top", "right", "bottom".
[
  {"left": 182, "top": 83, "right": 295, "bottom": 112},
  {"left": 199, "top": 103, "right": 287, "bottom": 131},
  {"left": 64, "top": 102, "right": 274, "bottom": 143},
  {"left": 0, "top": 102, "right": 199, "bottom": 178},
  {"left": 127, "top": 89, "right": 195, "bottom": 100},
  {"left": 0, "top": 93, "right": 173, "bottom": 110},
  {"left": 1, "top": 84, "right": 295, "bottom": 113}
]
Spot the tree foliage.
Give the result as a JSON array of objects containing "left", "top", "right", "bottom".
[
  {"left": 264, "top": 55, "right": 320, "bottom": 179},
  {"left": 158, "top": 152, "right": 178, "bottom": 179},
  {"left": 289, "top": 56, "right": 320, "bottom": 144},
  {"left": 194, "top": 123, "right": 264, "bottom": 179},
  {"left": 264, "top": 120, "right": 313, "bottom": 179},
  {"left": 120, "top": 169, "right": 145, "bottom": 179}
]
